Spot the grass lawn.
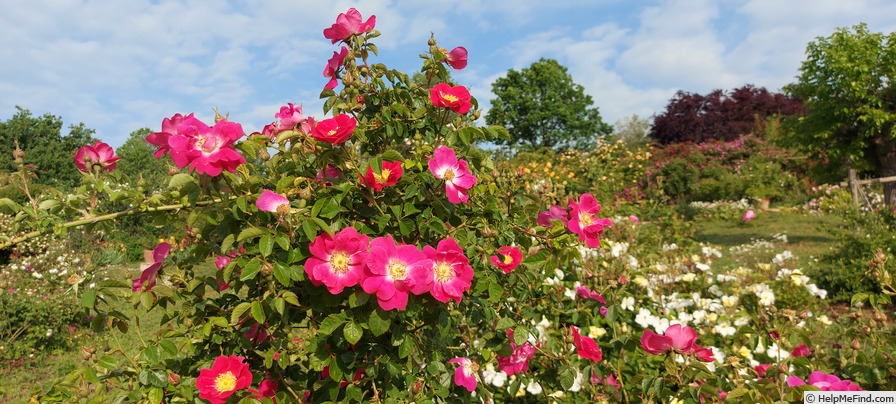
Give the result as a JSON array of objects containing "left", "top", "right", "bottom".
[{"left": 693, "top": 208, "right": 843, "bottom": 271}]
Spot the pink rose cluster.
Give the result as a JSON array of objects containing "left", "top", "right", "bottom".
[
  {"left": 303, "top": 227, "right": 474, "bottom": 311},
  {"left": 147, "top": 113, "right": 246, "bottom": 176},
  {"left": 537, "top": 193, "right": 613, "bottom": 248},
  {"left": 640, "top": 324, "right": 715, "bottom": 362}
]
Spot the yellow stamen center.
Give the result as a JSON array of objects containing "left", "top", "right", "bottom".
[
  {"left": 327, "top": 129, "right": 337, "bottom": 137},
  {"left": 502, "top": 254, "right": 513, "bottom": 265},
  {"left": 214, "top": 371, "right": 237, "bottom": 393},
  {"left": 330, "top": 251, "right": 350, "bottom": 273},
  {"left": 373, "top": 168, "right": 392, "bottom": 185},
  {"left": 387, "top": 259, "right": 408, "bottom": 280},
  {"left": 579, "top": 212, "right": 595, "bottom": 227},
  {"left": 197, "top": 136, "right": 221, "bottom": 153},
  {"left": 433, "top": 262, "right": 454, "bottom": 282},
  {"left": 443, "top": 169, "right": 455, "bottom": 181},
  {"left": 440, "top": 92, "right": 458, "bottom": 103}
]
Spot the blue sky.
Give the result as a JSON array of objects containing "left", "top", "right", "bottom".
[{"left": 2, "top": 0, "right": 896, "bottom": 148}]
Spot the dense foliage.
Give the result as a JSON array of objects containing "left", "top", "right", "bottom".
[
  {"left": 0, "top": 9, "right": 894, "bottom": 404},
  {"left": 650, "top": 85, "right": 802, "bottom": 145},
  {"left": 785, "top": 23, "right": 896, "bottom": 205},
  {"left": 0, "top": 107, "right": 97, "bottom": 192},
  {"left": 486, "top": 58, "right": 612, "bottom": 151}
]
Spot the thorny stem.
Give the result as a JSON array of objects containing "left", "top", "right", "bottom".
[{"left": 0, "top": 197, "right": 233, "bottom": 250}]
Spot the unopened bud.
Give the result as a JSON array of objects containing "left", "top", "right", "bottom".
[
  {"left": 799, "top": 310, "right": 809, "bottom": 319},
  {"left": 298, "top": 188, "right": 312, "bottom": 200},
  {"left": 12, "top": 145, "right": 24, "bottom": 164},
  {"left": 168, "top": 372, "right": 181, "bottom": 385},
  {"left": 851, "top": 338, "right": 860, "bottom": 350},
  {"left": 261, "top": 262, "right": 273, "bottom": 277},
  {"left": 861, "top": 326, "right": 871, "bottom": 335},
  {"left": 873, "top": 311, "right": 887, "bottom": 322},
  {"left": 777, "top": 362, "right": 788, "bottom": 375},
  {"left": 471, "top": 110, "right": 481, "bottom": 120},
  {"left": 782, "top": 309, "right": 795, "bottom": 318},
  {"left": 258, "top": 148, "right": 270, "bottom": 161},
  {"left": 168, "top": 165, "right": 179, "bottom": 176},
  {"left": 428, "top": 35, "right": 437, "bottom": 47},
  {"left": 213, "top": 107, "right": 228, "bottom": 123},
  {"left": 82, "top": 348, "right": 93, "bottom": 361}
]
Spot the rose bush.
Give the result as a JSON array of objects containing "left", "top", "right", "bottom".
[{"left": 1, "top": 7, "right": 893, "bottom": 403}]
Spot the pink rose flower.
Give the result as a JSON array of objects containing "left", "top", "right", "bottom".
[
  {"left": 311, "top": 114, "right": 357, "bottom": 145},
  {"left": 304, "top": 227, "right": 370, "bottom": 295},
  {"left": 361, "top": 235, "right": 433, "bottom": 311},
  {"left": 575, "top": 285, "right": 606, "bottom": 303},
  {"left": 146, "top": 112, "right": 191, "bottom": 158},
  {"left": 132, "top": 242, "right": 171, "bottom": 292},
  {"left": 275, "top": 103, "right": 310, "bottom": 132},
  {"left": 255, "top": 190, "right": 290, "bottom": 214},
  {"left": 248, "top": 379, "right": 278, "bottom": 402},
  {"left": 743, "top": 209, "right": 756, "bottom": 222},
  {"left": 165, "top": 115, "right": 247, "bottom": 176},
  {"left": 195, "top": 355, "right": 253, "bottom": 404},
  {"left": 568, "top": 193, "right": 613, "bottom": 248},
  {"left": 448, "top": 357, "right": 477, "bottom": 392},
  {"left": 361, "top": 160, "right": 403, "bottom": 192},
  {"left": 74, "top": 141, "right": 120, "bottom": 172},
  {"left": 490, "top": 246, "right": 523, "bottom": 274},
  {"left": 323, "top": 46, "right": 349, "bottom": 90},
  {"left": 572, "top": 326, "right": 603, "bottom": 362},
  {"left": 787, "top": 371, "right": 863, "bottom": 391},
  {"left": 792, "top": 343, "right": 811, "bottom": 357},
  {"left": 640, "top": 324, "right": 704, "bottom": 357},
  {"left": 429, "top": 83, "right": 473, "bottom": 114},
  {"left": 428, "top": 146, "right": 477, "bottom": 204},
  {"left": 444, "top": 46, "right": 468, "bottom": 70},
  {"left": 497, "top": 338, "right": 535, "bottom": 376},
  {"left": 323, "top": 8, "right": 376, "bottom": 44},
  {"left": 424, "top": 238, "right": 474, "bottom": 303},
  {"left": 537, "top": 205, "right": 568, "bottom": 227}
]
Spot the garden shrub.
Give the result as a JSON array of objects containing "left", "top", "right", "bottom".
[{"left": 0, "top": 8, "right": 892, "bottom": 403}]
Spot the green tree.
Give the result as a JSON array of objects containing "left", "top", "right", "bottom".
[
  {"left": 612, "top": 114, "right": 652, "bottom": 147},
  {"left": 116, "top": 127, "right": 169, "bottom": 192},
  {"left": 786, "top": 23, "right": 896, "bottom": 204},
  {"left": 0, "top": 107, "right": 96, "bottom": 190},
  {"left": 486, "top": 58, "right": 612, "bottom": 151}
]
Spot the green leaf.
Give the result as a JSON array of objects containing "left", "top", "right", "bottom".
[
  {"left": 726, "top": 387, "right": 749, "bottom": 399},
  {"left": 81, "top": 290, "right": 96, "bottom": 309},
  {"left": 137, "top": 370, "right": 168, "bottom": 388},
  {"left": 240, "top": 259, "right": 262, "bottom": 281},
  {"left": 319, "top": 313, "right": 346, "bottom": 336},
  {"left": 281, "top": 291, "right": 300, "bottom": 306},
  {"left": 344, "top": 321, "right": 363, "bottom": 345},
  {"left": 302, "top": 219, "right": 318, "bottom": 241},
  {"left": 221, "top": 234, "right": 235, "bottom": 253},
  {"left": 275, "top": 234, "right": 290, "bottom": 251},
  {"left": 273, "top": 262, "right": 292, "bottom": 287},
  {"left": 0, "top": 198, "right": 20, "bottom": 213},
  {"left": 251, "top": 301, "right": 266, "bottom": 324},
  {"left": 513, "top": 325, "right": 529, "bottom": 346},
  {"left": 398, "top": 337, "right": 415, "bottom": 359},
  {"left": 259, "top": 235, "right": 274, "bottom": 257},
  {"left": 488, "top": 282, "right": 504, "bottom": 303},
  {"left": 97, "top": 355, "right": 117, "bottom": 371},
  {"left": 167, "top": 173, "right": 197, "bottom": 190},
  {"left": 143, "top": 345, "right": 162, "bottom": 364},
  {"left": 367, "top": 309, "right": 391, "bottom": 337},
  {"left": 559, "top": 367, "right": 577, "bottom": 390},
  {"left": 231, "top": 302, "right": 252, "bottom": 324},
  {"left": 237, "top": 227, "right": 266, "bottom": 242},
  {"left": 523, "top": 248, "right": 551, "bottom": 269},
  {"left": 496, "top": 317, "right": 516, "bottom": 331},
  {"left": 851, "top": 293, "right": 869, "bottom": 307},
  {"left": 147, "top": 387, "right": 164, "bottom": 404}
]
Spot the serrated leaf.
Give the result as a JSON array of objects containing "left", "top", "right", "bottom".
[
  {"left": 523, "top": 248, "right": 551, "bottom": 269},
  {"left": 496, "top": 317, "right": 515, "bottom": 330},
  {"left": 559, "top": 367, "right": 577, "bottom": 390},
  {"left": 138, "top": 370, "right": 168, "bottom": 388},
  {"left": 259, "top": 235, "right": 274, "bottom": 257},
  {"left": 344, "top": 321, "right": 363, "bottom": 345},
  {"left": 513, "top": 325, "right": 528, "bottom": 346},
  {"left": 221, "top": 234, "right": 235, "bottom": 253},
  {"left": 237, "top": 227, "right": 266, "bottom": 242},
  {"left": 319, "top": 313, "right": 346, "bottom": 336},
  {"left": 726, "top": 387, "right": 749, "bottom": 399},
  {"left": 251, "top": 301, "right": 266, "bottom": 324},
  {"left": 0, "top": 198, "right": 20, "bottom": 213},
  {"left": 398, "top": 337, "right": 414, "bottom": 359},
  {"left": 241, "top": 259, "right": 262, "bottom": 281},
  {"left": 97, "top": 355, "right": 117, "bottom": 371},
  {"left": 281, "top": 291, "right": 300, "bottom": 306},
  {"left": 368, "top": 309, "right": 391, "bottom": 337},
  {"left": 168, "top": 173, "right": 196, "bottom": 190},
  {"left": 273, "top": 262, "right": 292, "bottom": 287},
  {"left": 231, "top": 302, "right": 252, "bottom": 324}
]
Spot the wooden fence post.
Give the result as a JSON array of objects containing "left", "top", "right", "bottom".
[{"left": 848, "top": 168, "right": 860, "bottom": 206}]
